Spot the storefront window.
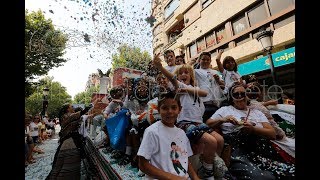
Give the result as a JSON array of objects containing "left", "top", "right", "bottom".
[
  {"left": 205, "top": 32, "right": 216, "bottom": 47},
  {"left": 232, "top": 15, "right": 248, "bottom": 35},
  {"left": 216, "top": 27, "right": 226, "bottom": 44},
  {"left": 189, "top": 43, "right": 197, "bottom": 57},
  {"left": 197, "top": 38, "right": 206, "bottom": 53},
  {"left": 268, "top": 0, "right": 294, "bottom": 16},
  {"left": 274, "top": 14, "right": 295, "bottom": 29},
  {"left": 248, "top": 2, "right": 268, "bottom": 27}
]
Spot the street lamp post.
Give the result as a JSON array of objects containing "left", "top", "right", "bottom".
[
  {"left": 256, "top": 30, "right": 277, "bottom": 86},
  {"left": 42, "top": 87, "right": 49, "bottom": 117},
  {"left": 256, "top": 30, "right": 283, "bottom": 103}
]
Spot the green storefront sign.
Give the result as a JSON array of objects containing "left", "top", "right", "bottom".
[{"left": 238, "top": 47, "right": 295, "bottom": 76}]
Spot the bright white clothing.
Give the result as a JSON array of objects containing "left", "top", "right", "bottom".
[
  {"left": 164, "top": 65, "right": 177, "bottom": 74},
  {"left": 222, "top": 69, "right": 241, "bottom": 94},
  {"left": 48, "top": 121, "right": 55, "bottom": 128},
  {"left": 103, "top": 101, "right": 121, "bottom": 115},
  {"left": 176, "top": 81, "right": 205, "bottom": 123},
  {"left": 25, "top": 126, "right": 31, "bottom": 142},
  {"left": 195, "top": 68, "right": 226, "bottom": 106},
  {"left": 43, "top": 117, "right": 49, "bottom": 125},
  {"left": 29, "top": 122, "right": 39, "bottom": 137},
  {"left": 210, "top": 106, "right": 269, "bottom": 134},
  {"left": 123, "top": 95, "right": 140, "bottom": 113},
  {"left": 79, "top": 115, "right": 89, "bottom": 137},
  {"left": 137, "top": 121, "right": 192, "bottom": 179}
]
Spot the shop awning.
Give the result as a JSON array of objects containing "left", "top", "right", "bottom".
[{"left": 238, "top": 47, "right": 295, "bottom": 76}]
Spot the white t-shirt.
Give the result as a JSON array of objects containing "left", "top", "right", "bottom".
[
  {"left": 137, "top": 121, "right": 193, "bottom": 179},
  {"left": 210, "top": 106, "right": 269, "bottom": 134},
  {"left": 43, "top": 117, "right": 49, "bottom": 125},
  {"left": 103, "top": 101, "right": 121, "bottom": 115},
  {"left": 222, "top": 69, "right": 241, "bottom": 94},
  {"left": 29, "top": 122, "right": 39, "bottom": 137},
  {"left": 123, "top": 95, "right": 140, "bottom": 113},
  {"left": 78, "top": 115, "right": 89, "bottom": 137},
  {"left": 176, "top": 82, "right": 205, "bottom": 123},
  {"left": 165, "top": 65, "right": 177, "bottom": 74},
  {"left": 195, "top": 68, "right": 226, "bottom": 106}
]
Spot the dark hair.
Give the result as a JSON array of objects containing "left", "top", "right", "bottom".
[
  {"left": 175, "top": 55, "right": 185, "bottom": 64},
  {"left": 227, "top": 82, "right": 244, "bottom": 105},
  {"left": 58, "top": 103, "right": 70, "bottom": 120},
  {"left": 171, "top": 142, "right": 176, "bottom": 146},
  {"left": 199, "top": 51, "right": 211, "bottom": 60},
  {"left": 223, "top": 56, "right": 238, "bottom": 72},
  {"left": 74, "top": 107, "right": 83, "bottom": 112},
  {"left": 158, "top": 91, "right": 181, "bottom": 110},
  {"left": 164, "top": 49, "right": 175, "bottom": 57}
]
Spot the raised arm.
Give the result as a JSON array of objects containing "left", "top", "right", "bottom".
[
  {"left": 179, "top": 87, "right": 208, "bottom": 97},
  {"left": 215, "top": 49, "right": 224, "bottom": 73},
  {"left": 153, "top": 53, "right": 179, "bottom": 89}
]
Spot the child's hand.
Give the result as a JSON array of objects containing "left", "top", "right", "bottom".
[
  {"left": 223, "top": 115, "right": 239, "bottom": 125},
  {"left": 153, "top": 53, "right": 162, "bottom": 68},
  {"left": 213, "top": 74, "right": 220, "bottom": 81},
  {"left": 177, "top": 88, "right": 187, "bottom": 93},
  {"left": 218, "top": 49, "right": 224, "bottom": 54}
]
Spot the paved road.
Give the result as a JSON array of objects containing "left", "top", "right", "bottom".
[{"left": 25, "top": 125, "right": 60, "bottom": 180}]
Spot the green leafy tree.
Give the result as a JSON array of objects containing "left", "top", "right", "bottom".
[
  {"left": 73, "top": 85, "right": 100, "bottom": 105},
  {"left": 111, "top": 44, "right": 152, "bottom": 72},
  {"left": 25, "top": 76, "right": 72, "bottom": 118},
  {"left": 25, "top": 10, "right": 68, "bottom": 97}
]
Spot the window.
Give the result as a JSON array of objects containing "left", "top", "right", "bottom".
[
  {"left": 206, "top": 32, "right": 216, "bottom": 47},
  {"left": 268, "top": 0, "right": 294, "bottom": 16},
  {"left": 201, "top": 0, "right": 214, "bottom": 9},
  {"left": 189, "top": 43, "right": 197, "bottom": 58},
  {"left": 184, "top": 2, "right": 200, "bottom": 27},
  {"left": 210, "top": 51, "right": 217, "bottom": 59},
  {"left": 235, "top": 34, "right": 251, "bottom": 46},
  {"left": 232, "top": 15, "right": 248, "bottom": 35},
  {"left": 197, "top": 39, "right": 206, "bottom": 53},
  {"left": 216, "top": 27, "right": 226, "bottom": 44},
  {"left": 164, "top": 0, "right": 180, "bottom": 19},
  {"left": 248, "top": 3, "right": 268, "bottom": 27},
  {"left": 153, "top": 24, "right": 161, "bottom": 36},
  {"left": 274, "top": 14, "right": 295, "bottom": 29}
]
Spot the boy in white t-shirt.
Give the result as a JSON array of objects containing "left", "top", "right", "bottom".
[{"left": 137, "top": 91, "right": 199, "bottom": 180}]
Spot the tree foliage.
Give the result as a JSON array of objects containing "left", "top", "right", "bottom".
[
  {"left": 25, "top": 76, "right": 72, "bottom": 118},
  {"left": 111, "top": 44, "right": 152, "bottom": 72},
  {"left": 25, "top": 10, "right": 68, "bottom": 97},
  {"left": 73, "top": 85, "right": 100, "bottom": 105}
]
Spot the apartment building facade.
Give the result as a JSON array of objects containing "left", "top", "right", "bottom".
[{"left": 152, "top": 0, "right": 295, "bottom": 95}]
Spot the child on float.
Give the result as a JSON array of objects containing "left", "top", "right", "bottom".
[
  {"left": 215, "top": 49, "right": 243, "bottom": 95},
  {"left": 137, "top": 91, "right": 200, "bottom": 180},
  {"left": 153, "top": 53, "right": 226, "bottom": 179}
]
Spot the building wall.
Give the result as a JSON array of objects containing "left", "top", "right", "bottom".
[{"left": 152, "top": 0, "right": 295, "bottom": 67}]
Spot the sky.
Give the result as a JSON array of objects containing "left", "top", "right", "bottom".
[{"left": 25, "top": 0, "right": 153, "bottom": 98}]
